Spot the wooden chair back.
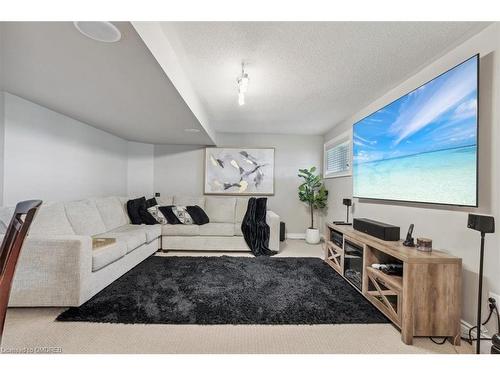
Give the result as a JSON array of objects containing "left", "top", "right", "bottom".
[{"left": 0, "top": 200, "right": 42, "bottom": 345}]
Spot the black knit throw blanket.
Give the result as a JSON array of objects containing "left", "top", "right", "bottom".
[{"left": 241, "top": 197, "right": 276, "bottom": 256}]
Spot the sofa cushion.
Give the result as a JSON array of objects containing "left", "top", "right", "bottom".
[
  {"left": 126, "top": 197, "right": 146, "bottom": 225},
  {"left": 140, "top": 224, "right": 162, "bottom": 243},
  {"left": 156, "top": 196, "right": 173, "bottom": 206},
  {"left": 173, "top": 196, "right": 205, "bottom": 209},
  {"left": 118, "top": 197, "right": 131, "bottom": 224},
  {"left": 199, "top": 223, "right": 234, "bottom": 237},
  {"left": 29, "top": 202, "right": 75, "bottom": 236},
  {"left": 205, "top": 197, "right": 236, "bottom": 223},
  {"left": 65, "top": 199, "right": 107, "bottom": 236},
  {"left": 95, "top": 197, "right": 128, "bottom": 231},
  {"left": 97, "top": 225, "right": 147, "bottom": 253},
  {"left": 92, "top": 242, "right": 127, "bottom": 271},
  {"left": 162, "top": 224, "right": 200, "bottom": 236},
  {"left": 235, "top": 197, "right": 250, "bottom": 223},
  {"left": 234, "top": 223, "right": 244, "bottom": 237}
]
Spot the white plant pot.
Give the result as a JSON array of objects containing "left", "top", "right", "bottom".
[{"left": 306, "top": 228, "right": 320, "bottom": 244}]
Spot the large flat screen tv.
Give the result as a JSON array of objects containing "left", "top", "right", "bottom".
[{"left": 353, "top": 55, "right": 479, "bottom": 207}]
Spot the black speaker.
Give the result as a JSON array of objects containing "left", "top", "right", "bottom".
[
  {"left": 280, "top": 222, "right": 286, "bottom": 242},
  {"left": 467, "top": 214, "right": 495, "bottom": 233},
  {"left": 353, "top": 218, "right": 400, "bottom": 241},
  {"left": 467, "top": 213, "right": 496, "bottom": 354},
  {"left": 342, "top": 198, "right": 352, "bottom": 207}
]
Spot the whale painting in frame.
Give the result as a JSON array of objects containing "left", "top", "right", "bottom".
[{"left": 204, "top": 147, "right": 275, "bottom": 195}]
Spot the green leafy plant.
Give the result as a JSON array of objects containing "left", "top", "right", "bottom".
[{"left": 298, "top": 167, "right": 328, "bottom": 229}]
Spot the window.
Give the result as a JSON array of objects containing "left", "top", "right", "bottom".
[{"left": 324, "top": 130, "right": 352, "bottom": 179}]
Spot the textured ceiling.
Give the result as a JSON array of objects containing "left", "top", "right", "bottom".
[
  {"left": 161, "top": 22, "right": 489, "bottom": 135},
  {"left": 1, "top": 22, "right": 214, "bottom": 145}
]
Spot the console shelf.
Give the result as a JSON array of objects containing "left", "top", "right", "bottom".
[
  {"left": 365, "top": 267, "right": 402, "bottom": 326},
  {"left": 365, "top": 267, "right": 403, "bottom": 292},
  {"left": 324, "top": 223, "right": 462, "bottom": 346}
]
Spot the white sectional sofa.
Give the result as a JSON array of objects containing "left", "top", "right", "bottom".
[
  {"left": 0, "top": 195, "right": 280, "bottom": 307},
  {"left": 158, "top": 195, "right": 280, "bottom": 253}
]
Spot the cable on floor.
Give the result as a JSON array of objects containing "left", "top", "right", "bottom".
[
  {"left": 429, "top": 297, "right": 500, "bottom": 347},
  {"left": 429, "top": 337, "right": 447, "bottom": 345}
]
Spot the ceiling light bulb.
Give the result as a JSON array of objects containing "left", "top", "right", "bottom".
[
  {"left": 238, "top": 74, "right": 249, "bottom": 93},
  {"left": 237, "top": 62, "right": 249, "bottom": 106}
]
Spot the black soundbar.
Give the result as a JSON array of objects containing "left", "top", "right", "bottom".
[{"left": 353, "top": 218, "right": 400, "bottom": 241}]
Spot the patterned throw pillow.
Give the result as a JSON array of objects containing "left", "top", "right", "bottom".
[
  {"left": 172, "top": 206, "right": 194, "bottom": 225},
  {"left": 147, "top": 205, "right": 168, "bottom": 225},
  {"left": 158, "top": 206, "right": 181, "bottom": 224}
]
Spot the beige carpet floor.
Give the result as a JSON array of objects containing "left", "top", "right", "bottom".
[{"left": 1, "top": 240, "right": 472, "bottom": 354}]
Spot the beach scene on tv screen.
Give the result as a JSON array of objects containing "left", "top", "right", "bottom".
[{"left": 353, "top": 56, "right": 478, "bottom": 206}]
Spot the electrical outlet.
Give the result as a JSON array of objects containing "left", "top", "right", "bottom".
[{"left": 489, "top": 291, "right": 500, "bottom": 307}]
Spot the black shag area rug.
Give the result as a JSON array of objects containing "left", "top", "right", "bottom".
[{"left": 57, "top": 256, "right": 388, "bottom": 325}]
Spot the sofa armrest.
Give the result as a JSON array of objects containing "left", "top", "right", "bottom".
[
  {"left": 266, "top": 210, "right": 280, "bottom": 252},
  {"left": 8, "top": 235, "right": 93, "bottom": 307}
]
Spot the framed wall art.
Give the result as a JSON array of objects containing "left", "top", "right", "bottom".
[{"left": 204, "top": 147, "right": 275, "bottom": 195}]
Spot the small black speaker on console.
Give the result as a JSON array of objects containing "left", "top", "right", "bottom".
[
  {"left": 467, "top": 213, "right": 495, "bottom": 233},
  {"left": 353, "top": 218, "right": 400, "bottom": 241}
]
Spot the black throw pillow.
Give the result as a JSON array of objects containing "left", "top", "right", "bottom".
[
  {"left": 139, "top": 205, "right": 158, "bottom": 225},
  {"left": 146, "top": 197, "right": 158, "bottom": 208},
  {"left": 126, "top": 197, "right": 146, "bottom": 225},
  {"left": 158, "top": 206, "right": 181, "bottom": 225},
  {"left": 186, "top": 205, "right": 209, "bottom": 225}
]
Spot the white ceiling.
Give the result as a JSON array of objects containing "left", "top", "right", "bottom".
[
  {"left": 159, "top": 21, "right": 489, "bottom": 135},
  {"left": 0, "top": 22, "right": 491, "bottom": 145},
  {"left": 0, "top": 22, "right": 214, "bottom": 145}
]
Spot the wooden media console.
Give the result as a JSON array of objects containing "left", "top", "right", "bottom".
[{"left": 324, "top": 223, "right": 462, "bottom": 345}]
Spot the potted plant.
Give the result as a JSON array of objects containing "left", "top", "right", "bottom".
[{"left": 298, "top": 167, "right": 328, "bottom": 244}]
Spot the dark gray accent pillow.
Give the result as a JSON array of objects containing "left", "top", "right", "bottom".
[
  {"left": 127, "top": 197, "right": 146, "bottom": 225},
  {"left": 146, "top": 197, "right": 158, "bottom": 208},
  {"left": 186, "top": 205, "right": 209, "bottom": 225},
  {"left": 139, "top": 205, "right": 158, "bottom": 225}
]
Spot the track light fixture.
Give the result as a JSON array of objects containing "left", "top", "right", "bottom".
[{"left": 237, "top": 63, "right": 249, "bottom": 106}]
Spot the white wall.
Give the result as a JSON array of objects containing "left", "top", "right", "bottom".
[
  {"left": 323, "top": 24, "right": 500, "bottom": 333},
  {"left": 154, "top": 133, "right": 324, "bottom": 234},
  {"left": 154, "top": 144, "right": 205, "bottom": 198},
  {"left": 0, "top": 25, "right": 5, "bottom": 205},
  {"left": 3, "top": 93, "right": 129, "bottom": 204},
  {"left": 0, "top": 92, "right": 4, "bottom": 206},
  {"left": 127, "top": 141, "right": 155, "bottom": 198}
]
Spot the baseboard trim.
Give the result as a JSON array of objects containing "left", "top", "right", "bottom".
[
  {"left": 285, "top": 233, "right": 326, "bottom": 242},
  {"left": 286, "top": 233, "right": 305, "bottom": 240},
  {"left": 460, "top": 319, "right": 492, "bottom": 354}
]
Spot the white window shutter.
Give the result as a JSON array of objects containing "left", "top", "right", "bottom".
[{"left": 324, "top": 131, "right": 352, "bottom": 178}]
